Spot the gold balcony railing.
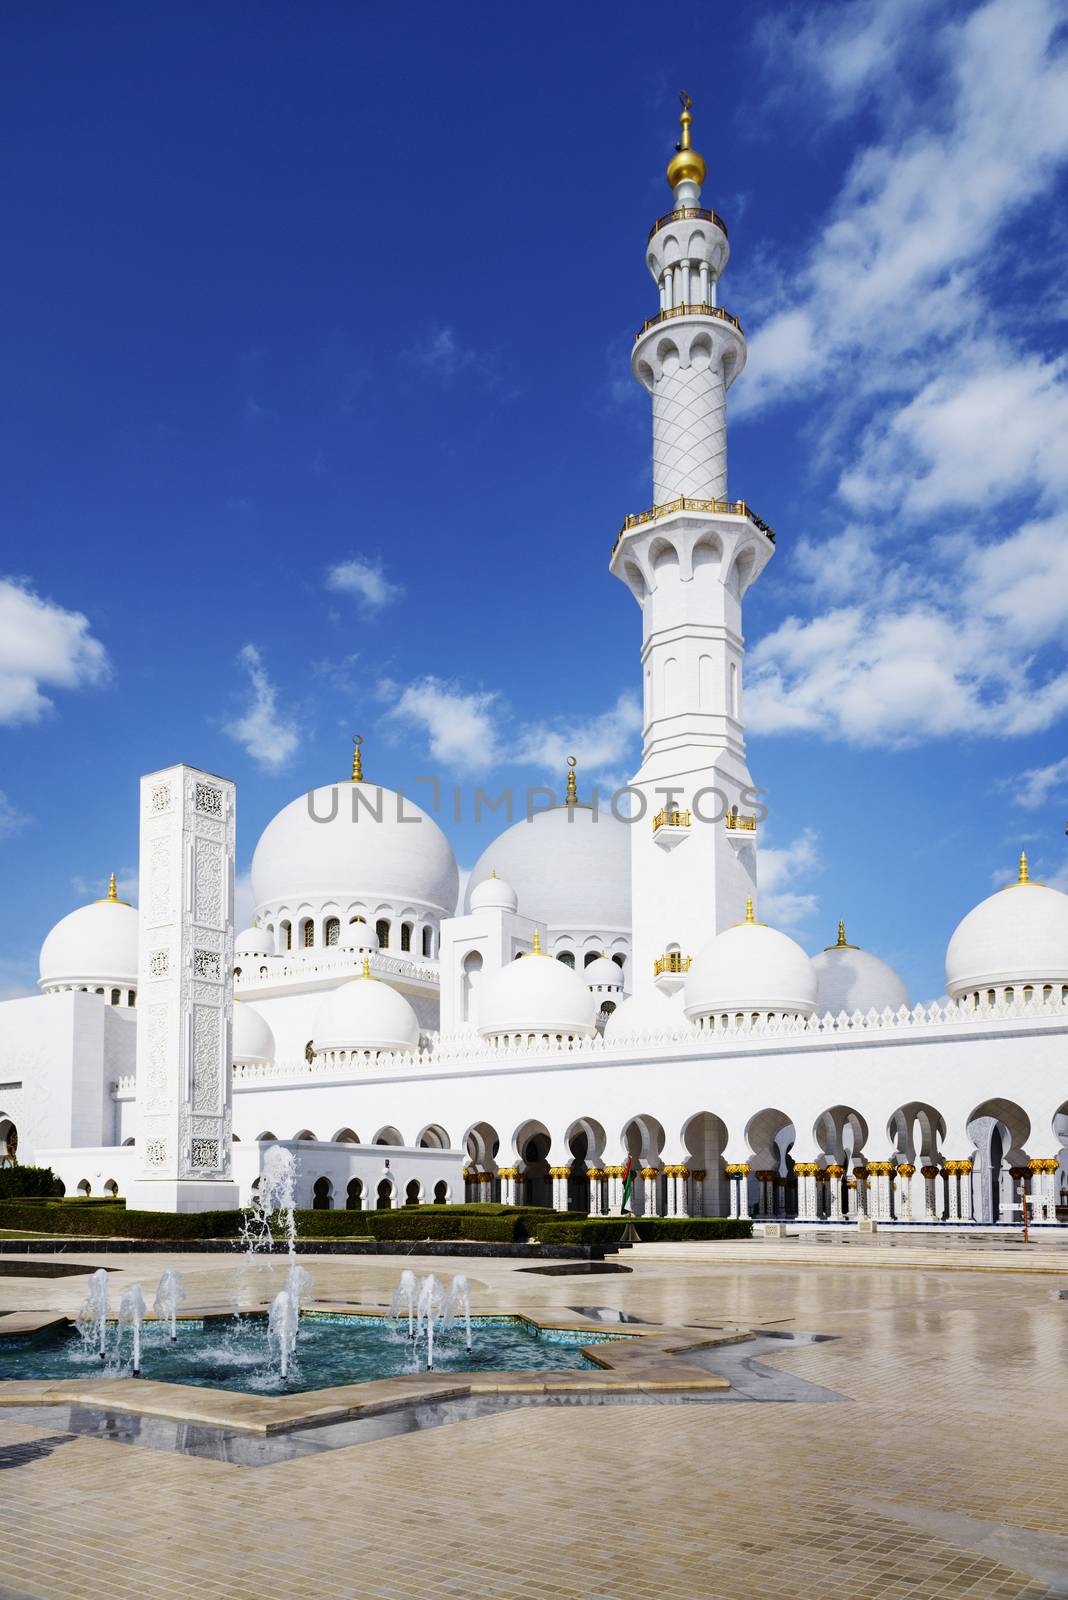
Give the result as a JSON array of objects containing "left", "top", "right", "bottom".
[
  {"left": 613, "top": 497, "right": 776, "bottom": 553},
  {"left": 654, "top": 952, "right": 692, "bottom": 977},
  {"left": 636, "top": 303, "right": 742, "bottom": 343},
  {"left": 725, "top": 811, "right": 757, "bottom": 831},
  {"left": 653, "top": 808, "right": 692, "bottom": 832},
  {"left": 647, "top": 205, "right": 729, "bottom": 243}
]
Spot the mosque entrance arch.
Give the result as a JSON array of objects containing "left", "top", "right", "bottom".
[
  {"left": 513, "top": 1118, "right": 552, "bottom": 1209},
  {"left": 968, "top": 1099, "right": 1031, "bottom": 1224}
]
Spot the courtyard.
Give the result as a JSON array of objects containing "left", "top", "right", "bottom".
[{"left": 0, "top": 1236, "right": 1067, "bottom": 1599}]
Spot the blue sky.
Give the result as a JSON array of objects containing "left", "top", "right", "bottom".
[{"left": 3, "top": 0, "right": 1068, "bottom": 1002}]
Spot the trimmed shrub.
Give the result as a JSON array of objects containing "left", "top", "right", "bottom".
[
  {"left": 538, "top": 1217, "right": 753, "bottom": 1245},
  {"left": 0, "top": 1202, "right": 245, "bottom": 1240},
  {"left": 0, "top": 1166, "right": 63, "bottom": 1200}
]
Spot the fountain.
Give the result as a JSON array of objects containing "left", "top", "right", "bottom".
[
  {"left": 77, "top": 1267, "right": 110, "bottom": 1361},
  {"left": 153, "top": 1268, "right": 187, "bottom": 1342},
  {"left": 118, "top": 1283, "right": 146, "bottom": 1376},
  {"left": 391, "top": 1268, "right": 418, "bottom": 1339},
  {"left": 242, "top": 1144, "right": 298, "bottom": 1256},
  {"left": 445, "top": 1274, "right": 473, "bottom": 1354},
  {"left": 268, "top": 1288, "right": 299, "bottom": 1381}
]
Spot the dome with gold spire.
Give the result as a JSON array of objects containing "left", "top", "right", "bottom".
[
  {"left": 477, "top": 930, "right": 598, "bottom": 1042},
  {"left": 810, "top": 920, "right": 909, "bottom": 1017},
  {"left": 38, "top": 873, "right": 139, "bottom": 998},
  {"left": 945, "top": 852, "right": 1068, "bottom": 1003},
  {"left": 666, "top": 91, "right": 707, "bottom": 191},
  {"left": 684, "top": 897, "right": 817, "bottom": 1025}
]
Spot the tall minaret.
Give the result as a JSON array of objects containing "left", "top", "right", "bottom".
[{"left": 610, "top": 96, "right": 776, "bottom": 993}]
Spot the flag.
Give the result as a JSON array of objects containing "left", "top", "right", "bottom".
[{"left": 620, "top": 1153, "right": 635, "bottom": 1212}]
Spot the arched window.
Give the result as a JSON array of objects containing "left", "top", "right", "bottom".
[
  {"left": 127, "top": 991, "right": 136, "bottom": 1006},
  {"left": 612, "top": 953, "right": 626, "bottom": 970},
  {"left": 405, "top": 1179, "right": 421, "bottom": 1207},
  {"left": 433, "top": 1180, "right": 449, "bottom": 1204},
  {"left": 110, "top": 989, "right": 121, "bottom": 1005},
  {"left": 234, "top": 966, "right": 242, "bottom": 979},
  {"left": 259, "top": 965, "right": 267, "bottom": 978},
  {"left": 324, "top": 917, "right": 340, "bottom": 946},
  {"left": 346, "top": 1177, "right": 364, "bottom": 1211},
  {"left": 400, "top": 921, "right": 412, "bottom": 953},
  {"left": 77, "top": 1179, "right": 91, "bottom": 1197},
  {"left": 376, "top": 918, "right": 390, "bottom": 949},
  {"left": 583, "top": 952, "right": 599, "bottom": 968},
  {"left": 556, "top": 951, "right": 575, "bottom": 969},
  {"left": 302, "top": 920, "right": 314, "bottom": 949},
  {"left": 377, "top": 1178, "right": 394, "bottom": 1209},
  {"left": 422, "top": 925, "right": 433, "bottom": 957},
  {"left": 280, "top": 921, "right": 292, "bottom": 951},
  {"left": 312, "top": 1176, "right": 333, "bottom": 1210}
]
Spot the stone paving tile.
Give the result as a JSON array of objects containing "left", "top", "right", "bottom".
[{"left": 0, "top": 1242, "right": 1066, "bottom": 1597}]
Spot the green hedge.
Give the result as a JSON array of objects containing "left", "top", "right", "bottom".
[
  {"left": 293, "top": 1207, "right": 540, "bottom": 1243},
  {"left": 0, "top": 1202, "right": 245, "bottom": 1240},
  {"left": 538, "top": 1217, "right": 754, "bottom": 1245},
  {"left": 0, "top": 1166, "right": 64, "bottom": 1200}
]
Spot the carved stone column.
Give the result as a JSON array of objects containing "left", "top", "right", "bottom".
[
  {"left": 897, "top": 1163, "right": 916, "bottom": 1222},
  {"left": 641, "top": 1166, "right": 662, "bottom": 1217},
  {"left": 825, "top": 1165, "right": 845, "bottom": 1222},
  {"left": 793, "top": 1162, "right": 820, "bottom": 1221},
  {"left": 920, "top": 1165, "right": 940, "bottom": 1221},
  {"left": 128, "top": 765, "right": 239, "bottom": 1214},
  {"left": 548, "top": 1167, "right": 571, "bottom": 1212},
  {"left": 690, "top": 1168, "right": 706, "bottom": 1217}
]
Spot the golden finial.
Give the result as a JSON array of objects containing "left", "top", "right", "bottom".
[
  {"left": 96, "top": 871, "right": 129, "bottom": 906},
  {"left": 667, "top": 91, "right": 706, "bottom": 191},
  {"left": 745, "top": 895, "right": 755, "bottom": 923},
  {"left": 565, "top": 755, "right": 578, "bottom": 806},
  {"left": 490, "top": 868, "right": 497, "bottom": 879},
  {"left": 361, "top": 956, "right": 371, "bottom": 978},
  {"left": 350, "top": 733, "right": 364, "bottom": 782},
  {"left": 532, "top": 928, "right": 543, "bottom": 955},
  {"left": 826, "top": 919, "right": 859, "bottom": 951},
  {"left": 1018, "top": 850, "right": 1029, "bottom": 884}
]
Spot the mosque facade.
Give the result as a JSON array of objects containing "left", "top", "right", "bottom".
[{"left": 3, "top": 105, "right": 1067, "bottom": 1228}]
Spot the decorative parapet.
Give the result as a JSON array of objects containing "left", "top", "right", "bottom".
[
  {"left": 235, "top": 949, "right": 440, "bottom": 990},
  {"left": 724, "top": 811, "right": 757, "bottom": 832},
  {"left": 614, "top": 495, "right": 775, "bottom": 553},
  {"left": 223, "top": 989, "right": 1068, "bottom": 1089}
]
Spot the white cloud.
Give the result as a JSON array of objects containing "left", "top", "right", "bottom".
[
  {"left": 405, "top": 326, "right": 493, "bottom": 384},
  {"left": 759, "top": 829, "right": 822, "bottom": 930},
  {"left": 0, "top": 792, "right": 29, "bottom": 840},
  {"left": 1007, "top": 756, "right": 1068, "bottom": 809},
  {"left": 0, "top": 577, "right": 109, "bottom": 725},
  {"left": 380, "top": 676, "right": 502, "bottom": 775},
  {"left": 224, "top": 644, "right": 300, "bottom": 773},
  {"left": 325, "top": 556, "right": 402, "bottom": 613},
  {"left": 512, "top": 694, "right": 642, "bottom": 781}
]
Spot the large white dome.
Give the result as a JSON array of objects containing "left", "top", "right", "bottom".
[
  {"left": 313, "top": 969, "right": 421, "bottom": 1054},
  {"left": 946, "top": 854, "right": 1068, "bottom": 998},
  {"left": 464, "top": 803, "right": 630, "bottom": 936},
  {"left": 478, "top": 935, "right": 598, "bottom": 1039},
  {"left": 39, "top": 879, "right": 139, "bottom": 993},
  {"left": 684, "top": 903, "right": 817, "bottom": 1020},
  {"left": 811, "top": 922, "right": 909, "bottom": 1016},
  {"left": 233, "top": 1001, "right": 275, "bottom": 1065},
  {"left": 251, "top": 772, "right": 458, "bottom": 917},
  {"left": 235, "top": 925, "right": 274, "bottom": 960}
]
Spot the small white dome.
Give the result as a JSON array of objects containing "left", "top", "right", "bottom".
[
  {"left": 233, "top": 1001, "right": 275, "bottom": 1064},
  {"left": 811, "top": 923, "right": 909, "bottom": 1016},
  {"left": 313, "top": 970, "right": 420, "bottom": 1054},
  {"left": 235, "top": 926, "right": 274, "bottom": 960},
  {"left": 39, "top": 879, "right": 139, "bottom": 993},
  {"left": 946, "top": 854, "right": 1068, "bottom": 997},
  {"left": 340, "top": 916, "right": 380, "bottom": 952},
  {"left": 603, "top": 986, "right": 689, "bottom": 1040},
  {"left": 584, "top": 955, "right": 624, "bottom": 991},
  {"left": 469, "top": 873, "right": 519, "bottom": 913},
  {"left": 478, "top": 934, "right": 598, "bottom": 1039},
  {"left": 684, "top": 903, "right": 817, "bottom": 1020}
]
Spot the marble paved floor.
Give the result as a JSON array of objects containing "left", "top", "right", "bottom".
[{"left": 1, "top": 1240, "right": 1066, "bottom": 1600}]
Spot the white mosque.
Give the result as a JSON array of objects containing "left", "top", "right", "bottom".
[{"left": 2, "top": 102, "right": 1067, "bottom": 1228}]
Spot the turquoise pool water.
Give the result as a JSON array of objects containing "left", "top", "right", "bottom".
[{"left": 0, "top": 1313, "right": 624, "bottom": 1395}]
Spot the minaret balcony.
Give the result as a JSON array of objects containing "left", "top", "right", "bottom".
[
  {"left": 652, "top": 808, "right": 691, "bottom": 851},
  {"left": 635, "top": 302, "right": 742, "bottom": 344},
  {"left": 653, "top": 951, "right": 691, "bottom": 994},
  {"left": 724, "top": 810, "right": 758, "bottom": 849},
  {"left": 612, "top": 496, "right": 775, "bottom": 557},
  {"left": 648, "top": 204, "right": 729, "bottom": 243}
]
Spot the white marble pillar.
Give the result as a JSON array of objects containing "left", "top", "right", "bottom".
[
  {"left": 690, "top": 1169, "right": 705, "bottom": 1218},
  {"left": 641, "top": 1167, "right": 662, "bottom": 1218},
  {"left": 128, "top": 764, "right": 239, "bottom": 1213},
  {"left": 497, "top": 1168, "right": 517, "bottom": 1206},
  {"left": 794, "top": 1164, "right": 819, "bottom": 1221},
  {"left": 826, "top": 1166, "right": 845, "bottom": 1222},
  {"left": 549, "top": 1167, "right": 570, "bottom": 1212},
  {"left": 921, "top": 1166, "right": 939, "bottom": 1221},
  {"left": 958, "top": 1162, "right": 975, "bottom": 1222},
  {"left": 897, "top": 1165, "right": 916, "bottom": 1222}
]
